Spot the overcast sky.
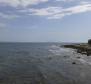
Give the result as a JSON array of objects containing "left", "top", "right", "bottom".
[{"left": 0, "top": 0, "right": 91, "bottom": 42}]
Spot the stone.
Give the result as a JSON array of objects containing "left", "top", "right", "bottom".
[
  {"left": 77, "top": 57, "right": 81, "bottom": 59},
  {"left": 88, "top": 39, "right": 91, "bottom": 45},
  {"left": 72, "top": 62, "right": 76, "bottom": 64}
]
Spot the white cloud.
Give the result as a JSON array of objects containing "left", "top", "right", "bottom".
[
  {"left": 65, "top": 4, "right": 91, "bottom": 14},
  {"left": 56, "top": 0, "right": 74, "bottom": 2},
  {"left": 0, "top": 13, "right": 19, "bottom": 19},
  {"left": 28, "top": 7, "right": 62, "bottom": 16},
  {"left": 0, "top": 0, "right": 48, "bottom": 7},
  {"left": 27, "top": 3, "right": 91, "bottom": 19},
  {"left": 1, "top": 0, "right": 91, "bottom": 20}
]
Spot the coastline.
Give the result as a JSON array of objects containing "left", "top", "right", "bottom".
[{"left": 63, "top": 43, "right": 91, "bottom": 56}]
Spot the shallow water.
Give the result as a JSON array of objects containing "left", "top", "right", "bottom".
[{"left": 0, "top": 43, "right": 91, "bottom": 84}]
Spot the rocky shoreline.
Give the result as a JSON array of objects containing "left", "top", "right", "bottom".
[{"left": 63, "top": 43, "right": 91, "bottom": 56}]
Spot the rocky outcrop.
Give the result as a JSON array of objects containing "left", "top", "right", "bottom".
[
  {"left": 63, "top": 43, "right": 91, "bottom": 56},
  {"left": 88, "top": 39, "right": 91, "bottom": 45}
]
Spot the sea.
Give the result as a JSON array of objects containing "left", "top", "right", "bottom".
[{"left": 0, "top": 42, "right": 91, "bottom": 84}]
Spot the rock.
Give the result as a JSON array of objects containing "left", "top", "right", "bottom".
[
  {"left": 77, "top": 57, "right": 81, "bottom": 59},
  {"left": 87, "top": 53, "right": 90, "bottom": 56},
  {"left": 63, "top": 42, "right": 91, "bottom": 56},
  {"left": 77, "top": 49, "right": 82, "bottom": 53},
  {"left": 72, "top": 62, "right": 76, "bottom": 64},
  {"left": 64, "top": 56, "right": 67, "bottom": 57},
  {"left": 88, "top": 39, "right": 91, "bottom": 45},
  {"left": 48, "top": 57, "right": 52, "bottom": 60}
]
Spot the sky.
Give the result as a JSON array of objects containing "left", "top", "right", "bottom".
[{"left": 0, "top": 0, "right": 91, "bottom": 42}]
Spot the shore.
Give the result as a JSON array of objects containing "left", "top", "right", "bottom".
[{"left": 63, "top": 43, "right": 91, "bottom": 56}]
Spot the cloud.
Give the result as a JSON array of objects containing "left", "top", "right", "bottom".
[
  {"left": 28, "top": 7, "right": 62, "bottom": 16},
  {"left": 27, "top": 3, "right": 91, "bottom": 19},
  {"left": 0, "top": 0, "right": 48, "bottom": 7},
  {"left": 56, "top": 0, "right": 74, "bottom": 2},
  {"left": 0, "top": 13, "right": 19, "bottom": 19},
  {"left": 0, "top": 0, "right": 91, "bottom": 20}
]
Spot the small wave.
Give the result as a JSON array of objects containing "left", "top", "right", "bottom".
[
  {"left": 78, "top": 59, "right": 91, "bottom": 65},
  {"left": 49, "top": 45, "right": 74, "bottom": 55},
  {"left": 71, "top": 56, "right": 91, "bottom": 66},
  {"left": 78, "top": 59, "right": 87, "bottom": 64},
  {"left": 50, "top": 45, "right": 60, "bottom": 49}
]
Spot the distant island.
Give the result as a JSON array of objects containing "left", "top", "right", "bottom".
[{"left": 63, "top": 39, "right": 91, "bottom": 56}]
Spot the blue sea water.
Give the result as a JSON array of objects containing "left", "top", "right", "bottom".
[
  {"left": 0, "top": 43, "right": 91, "bottom": 84},
  {"left": 0, "top": 43, "right": 61, "bottom": 84}
]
